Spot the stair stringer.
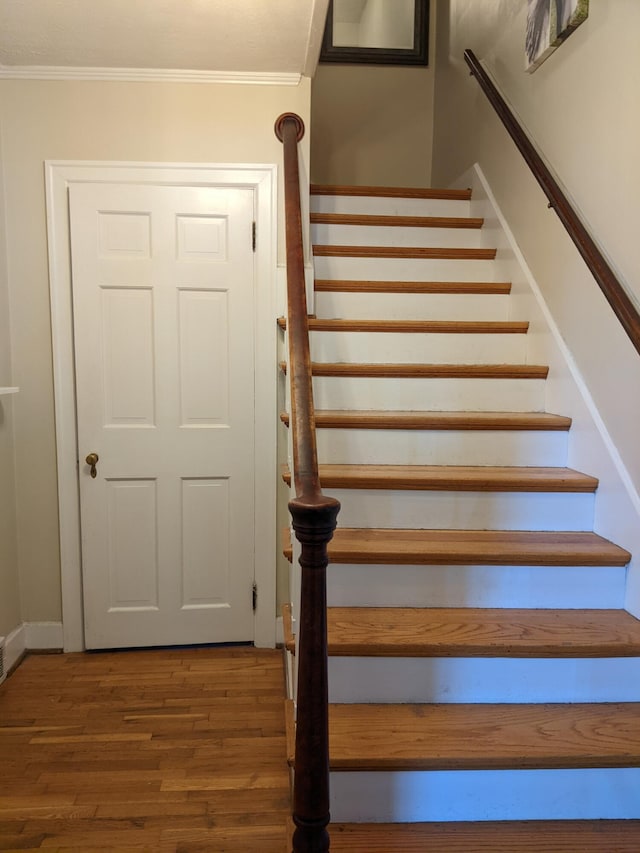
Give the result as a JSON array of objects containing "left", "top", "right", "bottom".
[{"left": 462, "top": 163, "right": 640, "bottom": 618}]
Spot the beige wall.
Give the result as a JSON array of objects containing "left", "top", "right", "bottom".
[
  {"left": 310, "top": 1, "right": 436, "bottom": 186},
  {"left": 0, "top": 77, "right": 310, "bottom": 625},
  {"left": 0, "top": 121, "right": 21, "bottom": 639},
  {"left": 432, "top": 0, "right": 640, "bottom": 494}
]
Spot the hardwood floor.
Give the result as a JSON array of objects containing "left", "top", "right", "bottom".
[{"left": 0, "top": 647, "right": 290, "bottom": 851}]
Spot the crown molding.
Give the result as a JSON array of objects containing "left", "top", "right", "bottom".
[{"left": 0, "top": 64, "right": 302, "bottom": 85}]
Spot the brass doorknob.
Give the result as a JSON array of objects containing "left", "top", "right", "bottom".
[{"left": 85, "top": 452, "right": 99, "bottom": 478}]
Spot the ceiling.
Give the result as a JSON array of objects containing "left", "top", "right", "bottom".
[{"left": 0, "top": 0, "right": 329, "bottom": 78}]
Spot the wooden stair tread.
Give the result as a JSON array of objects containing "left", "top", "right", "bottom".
[
  {"left": 278, "top": 317, "right": 529, "bottom": 334},
  {"left": 310, "top": 184, "right": 472, "bottom": 200},
  {"left": 282, "top": 464, "right": 598, "bottom": 492},
  {"left": 280, "top": 410, "right": 572, "bottom": 430},
  {"left": 280, "top": 362, "right": 549, "bottom": 378},
  {"left": 310, "top": 212, "right": 484, "bottom": 229},
  {"left": 313, "top": 245, "right": 497, "bottom": 260},
  {"left": 314, "top": 278, "right": 512, "bottom": 294},
  {"left": 282, "top": 528, "right": 630, "bottom": 566},
  {"left": 325, "top": 607, "right": 640, "bottom": 657},
  {"left": 325, "top": 702, "right": 640, "bottom": 770},
  {"left": 329, "top": 821, "right": 640, "bottom": 851}
]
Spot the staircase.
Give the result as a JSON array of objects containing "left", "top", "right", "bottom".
[{"left": 281, "top": 184, "right": 640, "bottom": 847}]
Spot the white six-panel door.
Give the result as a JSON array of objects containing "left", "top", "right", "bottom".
[{"left": 70, "top": 183, "right": 256, "bottom": 648}]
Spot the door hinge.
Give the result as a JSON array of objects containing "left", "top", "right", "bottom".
[
  {"left": 252, "top": 581, "right": 258, "bottom": 611},
  {"left": 252, "top": 221, "right": 256, "bottom": 252}
]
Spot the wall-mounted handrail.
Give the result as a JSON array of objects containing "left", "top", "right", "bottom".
[
  {"left": 464, "top": 48, "right": 640, "bottom": 358},
  {"left": 274, "top": 112, "right": 340, "bottom": 853}
]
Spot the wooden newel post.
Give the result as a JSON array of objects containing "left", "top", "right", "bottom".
[
  {"left": 290, "top": 495, "right": 340, "bottom": 853},
  {"left": 275, "top": 108, "right": 341, "bottom": 853}
]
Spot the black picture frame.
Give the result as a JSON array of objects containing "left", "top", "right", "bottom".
[{"left": 320, "top": 0, "right": 429, "bottom": 66}]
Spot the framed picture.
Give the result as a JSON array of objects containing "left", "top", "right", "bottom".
[
  {"left": 320, "top": 0, "right": 429, "bottom": 66},
  {"left": 526, "top": 0, "right": 589, "bottom": 72}
]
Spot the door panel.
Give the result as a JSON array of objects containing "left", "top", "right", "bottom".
[{"left": 70, "top": 183, "right": 256, "bottom": 649}]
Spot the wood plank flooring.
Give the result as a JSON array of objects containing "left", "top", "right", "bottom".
[{"left": 0, "top": 648, "right": 290, "bottom": 852}]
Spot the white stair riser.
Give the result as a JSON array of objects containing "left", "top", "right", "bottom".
[
  {"left": 312, "top": 223, "right": 483, "bottom": 249},
  {"left": 330, "top": 768, "right": 640, "bottom": 822},
  {"left": 314, "top": 291, "right": 510, "bottom": 321},
  {"left": 311, "top": 331, "right": 526, "bottom": 365},
  {"left": 331, "top": 489, "right": 594, "bottom": 531},
  {"left": 311, "top": 196, "right": 472, "bottom": 218},
  {"left": 326, "top": 564, "right": 625, "bottom": 609},
  {"left": 328, "top": 657, "right": 640, "bottom": 704},
  {"left": 317, "top": 429, "right": 569, "bottom": 466},
  {"left": 313, "top": 256, "right": 497, "bottom": 282},
  {"left": 312, "top": 376, "right": 546, "bottom": 412}
]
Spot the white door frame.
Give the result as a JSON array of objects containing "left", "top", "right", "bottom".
[{"left": 45, "top": 161, "right": 278, "bottom": 652}]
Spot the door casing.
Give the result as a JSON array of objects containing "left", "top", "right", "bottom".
[{"left": 46, "top": 161, "right": 278, "bottom": 652}]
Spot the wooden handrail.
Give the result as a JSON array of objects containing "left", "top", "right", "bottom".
[
  {"left": 274, "top": 112, "right": 340, "bottom": 853},
  {"left": 464, "top": 49, "right": 640, "bottom": 358}
]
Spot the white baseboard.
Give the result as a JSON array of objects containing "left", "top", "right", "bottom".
[
  {"left": 3, "top": 623, "right": 26, "bottom": 676},
  {"left": 276, "top": 615, "right": 284, "bottom": 646},
  {"left": 1, "top": 621, "right": 64, "bottom": 681}
]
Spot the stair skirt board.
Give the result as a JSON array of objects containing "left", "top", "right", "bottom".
[{"left": 330, "top": 768, "right": 640, "bottom": 823}]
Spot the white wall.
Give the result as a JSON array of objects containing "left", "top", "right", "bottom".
[
  {"left": 0, "top": 118, "right": 21, "bottom": 640},
  {"left": 0, "top": 77, "right": 310, "bottom": 627},
  {"left": 311, "top": 1, "right": 435, "bottom": 187},
  {"left": 432, "top": 0, "right": 640, "bottom": 498}
]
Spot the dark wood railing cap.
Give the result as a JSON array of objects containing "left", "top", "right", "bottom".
[
  {"left": 289, "top": 496, "right": 341, "bottom": 546},
  {"left": 275, "top": 112, "right": 306, "bottom": 143},
  {"left": 464, "top": 48, "right": 640, "bottom": 358}
]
